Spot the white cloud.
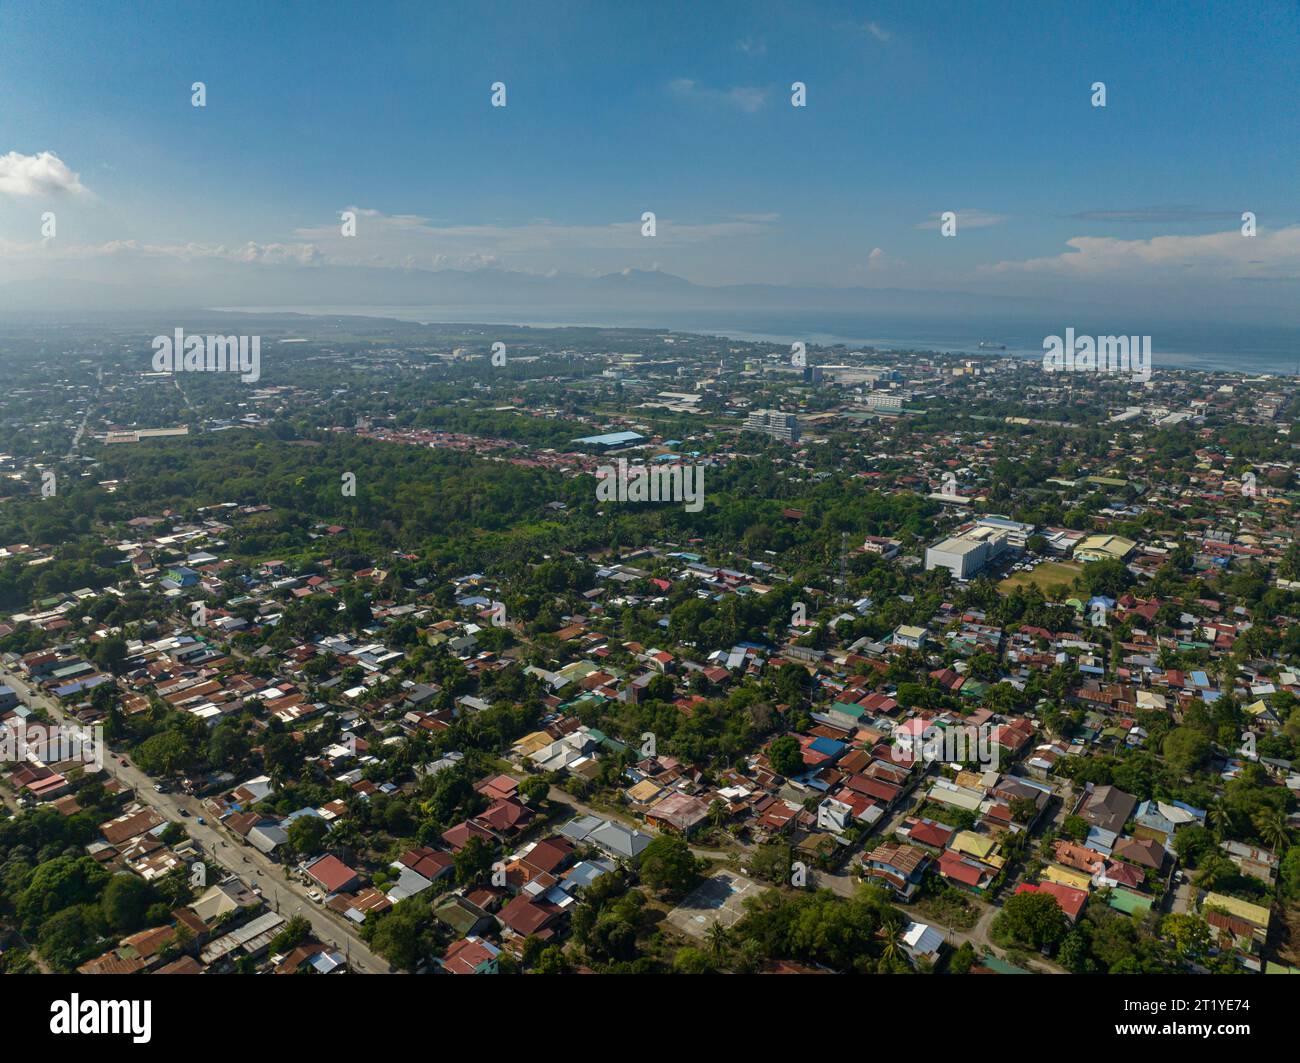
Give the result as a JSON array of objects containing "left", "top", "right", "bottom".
[
  {"left": 860, "top": 21, "right": 892, "bottom": 42},
  {"left": 0, "top": 208, "right": 776, "bottom": 275},
  {"left": 292, "top": 207, "right": 777, "bottom": 259},
  {"left": 667, "top": 78, "right": 768, "bottom": 113},
  {"left": 0, "top": 237, "right": 321, "bottom": 266},
  {"left": 915, "top": 208, "right": 1008, "bottom": 231},
  {"left": 0, "top": 150, "right": 89, "bottom": 198},
  {"left": 982, "top": 224, "right": 1300, "bottom": 280}
]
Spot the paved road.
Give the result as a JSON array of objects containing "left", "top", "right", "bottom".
[
  {"left": 1, "top": 664, "right": 391, "bottom": 973},
  {"left": 62, "top": 366, "right": 101, "bottom": 459}
]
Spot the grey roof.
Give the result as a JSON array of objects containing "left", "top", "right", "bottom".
[
  {"left": 558, "top": 814, "right": 604, "bottom": 842},
  {"left": 248, "top": 824, "right": 289, "bottom": 853},
  {"left": 561, "top": 858, "right": 615, "bottom": 893},
  {"left": 1082, "top": 784, "right": 1137, "bottom": 831},
  {"left": 386, "top": 864, "right": 434, "bottom": 902},
  {"left": 588, "top": 820, "right": 653, "bottom": 860}
]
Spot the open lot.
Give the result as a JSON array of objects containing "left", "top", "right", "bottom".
[{"left": 997, "top": 560, "right": 1084, "bottom": 596}]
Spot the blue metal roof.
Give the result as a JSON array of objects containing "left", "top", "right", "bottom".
[{"left": 573, "top": 430, "right": 646, "bottom": 446}]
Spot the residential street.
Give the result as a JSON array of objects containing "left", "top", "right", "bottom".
[
  {"left": 542, "top": 770, "right": 1038, "bottom": 965},
  {"left": 1, "top": 664, "right": 391, "bottom": 974}
]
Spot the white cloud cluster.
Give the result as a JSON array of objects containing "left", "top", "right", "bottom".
[
  {"left": 983, "top": 224, "right": 1300, "bottom": 281},
  {"left": 0, "top": 208, "right": 777, "bottom": 276},
  {"left": 0, "top": 150, "right": 89, "bottom": 198},
  {"left": 0, "top": 237, "right": 322, "bottom": 266}
]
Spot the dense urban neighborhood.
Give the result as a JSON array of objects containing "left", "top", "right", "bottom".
[{"left": 1, "top": 320, "right": 1298, "bottom": 977}]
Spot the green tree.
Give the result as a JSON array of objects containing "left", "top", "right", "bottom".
[
  {"left": 17, "top": 856, "right": 109, "bottom": 935},
  {"left": 270, "top": 915, "right": 313, "bottom": 953},
  {"left": 94, "top": 635, "right": 129, "bottom": 675},
  {"left": 133, "top": 730, "right": 192, "bottom": 777},
  {"left": 369, "top": 897, "right": 436, "bottom": 971},
  {"left": 672, "top": 946, "right": 714, "bottom": 973},
  {"left": 1161, "top": 913, "right": 1211, "bottom": 960},
  {"left": 638, "top": 835, "right": 700, "bottom": 898},
  {"left": 287, "top": 815, "right": 329, "bottom": 857},
  {"left": 767, "top": 735, "right": 803, "bottom": 778},
  {"left": 453, "top": 835, "right": 493, "bottom": 886},
  {"left": 533, "top": 945, "right": 571, "bottom": 974},
  {"left": 518, "top": 776, "right": 550, "bottom": 806},
  {"left": 38, "top": 905, "right": 103, "bottom": 972},
  {"left": 1254, "top": 808, "right": 1291, "bottom": 853},
  {"left": 1163, "top": 727, "right": 1211, "bottom": 776},
  {"left": 1060, "top": 815, "right": 1090, "bottom": 842},
  {"left": 995, "top": 890, "right": 1068, "bottom": 951},
  {"left": 101, "top": 872, "right": 154, "bottom": 932},
  {"left": 1279, "top": 847, "right": 1300, "bottom": 900}
]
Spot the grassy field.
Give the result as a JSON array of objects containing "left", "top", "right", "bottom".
[{"left": 997, "top": 560, "right": 1084, "bottom": 596}]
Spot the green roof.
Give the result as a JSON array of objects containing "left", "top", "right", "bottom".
[
  {"left": 1107, "top": 888, "right": 1153, "bottom": 916},
  {"left": 980, "top": 954, "right": 1031, "bottom": 974}
]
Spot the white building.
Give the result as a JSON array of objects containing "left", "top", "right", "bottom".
[
  {"left": 892, "top": 625, "right": 928, "bottom": 650},
  {"left": 864, "top": 392, "right": 904, "bottom": 412},
  {"left": 744, "top": 409, "right": 801, "bottom": 443},
  {"left": 925, "top": 526, "right": 1010, "bottom": 579}
]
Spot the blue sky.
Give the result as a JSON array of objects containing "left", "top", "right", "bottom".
[{"left": 0, "top": 0, "right": 1296, "bottom": 316}]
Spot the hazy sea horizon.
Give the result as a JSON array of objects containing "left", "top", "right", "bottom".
[{"left": 215, "top": 304, "right": 1300, "bottom": 377}]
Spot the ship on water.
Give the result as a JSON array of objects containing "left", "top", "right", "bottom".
[{"left": 978, "top": 340, "right": 1007, "bottom": 350}]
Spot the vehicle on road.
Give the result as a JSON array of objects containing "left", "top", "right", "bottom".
[
  {"left": 178, "top": 809, "right": 190, "bottom": 817},
  {"left": 196, "top": 816, "right": 206, "bottom": 825},
  {"left": 153, "top": 783, "right": 165, "bottom": 792},
  {"left": 306, "top": 888, "right": 324, "bottom": 903}
]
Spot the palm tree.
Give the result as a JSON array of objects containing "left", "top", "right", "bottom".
[
  {"left": 1208, "top": 799, "right": 1235, "bottom": 839},
  {"left": 880, "top": 915, "right": 904, "bottom": 965},
  {"left": 706, "top": 922, "right": 730, "bottom": 966},
  {"left": 1254, "top": 808, "right": 1291, "bottom": 853}
]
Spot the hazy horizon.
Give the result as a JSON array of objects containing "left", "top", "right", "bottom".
[{"left": 2, "top": 1, "right": 1297, "bottom": 332}]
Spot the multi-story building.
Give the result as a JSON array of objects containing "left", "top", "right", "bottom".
[
  {"left": 744, "top": 409, "right": 801, "bottom": 443},
  {"left": 864, "top": 392, "right": 904, "bottom": 412},
  {"left": 925, "top": 526, "right": 1010, "bottom": 579}
]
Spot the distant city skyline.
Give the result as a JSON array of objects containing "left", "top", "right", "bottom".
[{"left": 0, "top": 0, "right": 1297, "bottom": 323}]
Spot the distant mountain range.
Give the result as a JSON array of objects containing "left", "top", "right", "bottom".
[
  {"left": 3, "top": 265, "right": 1295, "bottom": 354},
  {"left": 1, "top": 262, "right": 1092, "bottom": 319}
]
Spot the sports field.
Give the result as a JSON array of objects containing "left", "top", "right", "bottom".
[{"left": 997, "top": 560, "right": 1084, "bottom": 596}]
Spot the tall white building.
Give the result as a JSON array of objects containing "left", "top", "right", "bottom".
[{"left": 744, "top": 409, "right": 801, "bottom": 443}]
